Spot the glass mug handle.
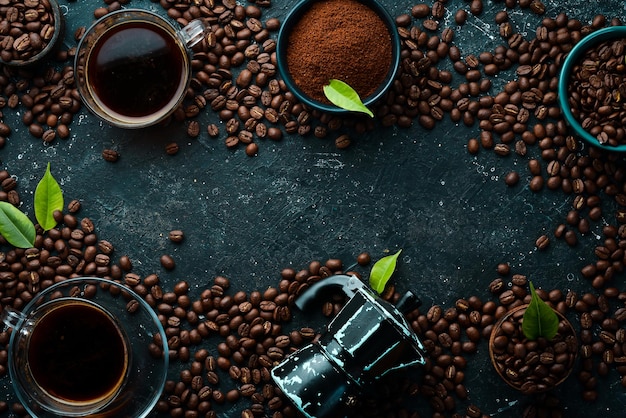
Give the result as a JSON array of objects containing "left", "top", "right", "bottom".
[
  {"left": 179, "top": 19, "right": 208, "bottom": 49},
  {"left": 0, "top": 306, "right": 26, "bottom": 330}
]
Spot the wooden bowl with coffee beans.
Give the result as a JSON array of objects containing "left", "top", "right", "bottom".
[{"left": 489, "top": 302, "right": 578, "bottom": 394}]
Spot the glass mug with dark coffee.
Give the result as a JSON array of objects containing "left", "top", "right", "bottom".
[
  {"left": 74, "top": 9, "right": 207, "bottom": 128},
  {"left": 0, "top": 277, "right": 168, "bottom": 417}
]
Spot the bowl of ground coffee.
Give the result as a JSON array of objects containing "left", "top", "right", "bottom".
[
  {"left": 276, "top": 0, "right": 400, "bottom": 115},
  {"left": 558, "top": 26, "right": 626, "bottom": 152}
]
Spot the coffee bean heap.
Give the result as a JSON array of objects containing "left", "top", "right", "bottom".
[
  {"left": 0, "top": 61, "right": 80, "bottom": 147},
  {"left": 152, "top": 0, "right": 291, "bottom": 157},
  {"left": 568, "top": 38, "right": 626, "bottom": 147},
  {"left": 0, "top": 0, "right": 58, "bottom": 64},
  {"left": 390, "top": 3, "right": 626, "bottom": 296},
  {"left": 0, "top": 171, "right": 624, "bottom": 418}
]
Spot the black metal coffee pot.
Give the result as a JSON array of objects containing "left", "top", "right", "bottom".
[{"left": 271, "top": 274, "right": 427, "bottom": 418}]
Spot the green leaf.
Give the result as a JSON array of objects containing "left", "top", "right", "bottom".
[
  {"left": 522, "top": 282, "right": 559, "bottom": 341},
  {"left": 34, "top": 163, "right": 64, "bottom": 231},
  {"left": 323, "top": 79, "right": 374, "bottom": 117},
  {"left": 0, "top": 201, "right": 36, "bottom": 248},
  {"left": 369, "top": 249, "right": 402, "bottom": 294}
]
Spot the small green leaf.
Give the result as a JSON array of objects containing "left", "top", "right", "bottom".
[
  {"left": 323, "top": 79, "right": 374, "bottom": 117},
  {"left": 522, "top": 282, "right": 559, "bottom": 341},
  {"left": 369, "top": 249, "right": 402, "bottom": 294},
  {"left": 0, "top": 201, "right": 36, "bottom": 248},
  {"left": 34, "top": 163, "right": 64, "bottom": 231}
]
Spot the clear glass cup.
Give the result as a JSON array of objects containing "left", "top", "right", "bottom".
[
  {"left": 74, "top": 9, "right": 207, "bottom": 128},
  {"left": 0, "top": 277, "right": 168, "bottom": 417}
]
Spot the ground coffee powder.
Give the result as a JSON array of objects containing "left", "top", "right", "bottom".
[{"left": 286, "top": 0, "right": 392, "bottom": 104}]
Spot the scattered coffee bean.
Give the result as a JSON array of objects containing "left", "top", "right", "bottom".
[
  {"left": 535, "top": 234, "right": 550, "bottom": 250},
  {"left": 168, "top": 230, "right": 184, "bottom": 243},
  {"left": 165, "top": 142, "right": 179, "bottom": 155},
  {"left": 245, "top": 142, "right": 258, "bottom": 157},
  {"left": 505, "top": 171, "right": 520, "bottom": 186},
  {"left": 102, "top": 149, "right": 120, "bottom": 162},
  {"left": 160, "top": 254, "right": 176, "bottom": 270}
]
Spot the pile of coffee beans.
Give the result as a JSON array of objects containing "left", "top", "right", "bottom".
[
  {"left": 0, "top": 173, "right": 623, "bottom": 418},
  {"left": 567, "top": 38, "right": 626, "bottom": 147},
  {"left": 0, "top": 0, "right": 59, "bottom": 64}
]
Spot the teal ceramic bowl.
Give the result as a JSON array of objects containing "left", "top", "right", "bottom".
[
  {"left": 276, "top": 0, "right": 401, "bottom": 115},
  {"left": 558, "top": 26, "right": 626, "bottom": 152}
]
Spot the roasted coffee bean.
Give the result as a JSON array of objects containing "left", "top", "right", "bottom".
[
  {"left": 101, "top": 149, "right": 120, "bottom": 162},
  {"left": 165, "top": 142, "right": 179, "bottom": 155},
  {"left": 160, "top": 254, "right": 176, "bottom": 270},
  {"left": 411, "top": 3, "right": 430, "bottom": 18},
  {"left": 335, "top": 134, "right": 350, "bottom": 149},
  {"left": 169, "top": 230, "right": 184, "bottom": 243},
  {"left": 455, "top": 9, "right": 467, "bottom": 25}
]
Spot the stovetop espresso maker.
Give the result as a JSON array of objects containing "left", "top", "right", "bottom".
[{"left": 271, "top": 274, "right": 427, "bottom": 418}]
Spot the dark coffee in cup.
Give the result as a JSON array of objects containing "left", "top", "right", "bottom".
[
  {"left": 27, "top": 299, "right": 129, "bottom": 406},
  {"left": 75, "top": 9, "right": 207, "bottom": 128},
  {"left": 86, "top": 21, "right": 186, "bottom": 119}
]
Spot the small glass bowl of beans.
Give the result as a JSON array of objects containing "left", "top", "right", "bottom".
[
  {"left": 0, "top": 0, "right": 64, "bottom": 67},
  {"left": 558, "top": 26, "right": 626, "bottom": 152}
]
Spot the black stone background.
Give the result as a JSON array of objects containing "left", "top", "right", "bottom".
[{"left": 1, "top": 0, "right": 626, "bottom": 417}]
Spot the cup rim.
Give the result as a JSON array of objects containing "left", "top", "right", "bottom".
[
  {"left": 558, "top": 26, "right": 626, "bottom": 152},
  {"left": 74, "top": 9, "right": 191, "bottom": 129},
  {"left": 8, "top": 276, "right": 169, "bottom": 418},
  {"left": 0, "top": 0, "right": 64, "bottom": 67},
  {"left": 276, "top": 0, "right": 401, "bottom": 115}
]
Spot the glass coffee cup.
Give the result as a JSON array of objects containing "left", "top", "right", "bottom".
[
  {"left": 74, "top": 9, "right": 207, "bottom": 128},
  {"left": 0, "top": 277, "right": 168, "bottom": 417}
]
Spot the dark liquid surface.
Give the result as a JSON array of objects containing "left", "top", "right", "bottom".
[
  {"left": 28, "top": 301, "right": 128, "bottom": 403},
  {"left": 87, "top": 21, "right": 184, "bottom": 118}
]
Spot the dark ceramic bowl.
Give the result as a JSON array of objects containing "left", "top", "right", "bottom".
[
  {"left": 276, "top": 0, "right": 401, "bottom": 115},
  {"left": 558, "top": 26, "right": 626, "bottom": 152}
]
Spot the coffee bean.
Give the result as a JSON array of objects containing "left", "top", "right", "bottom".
[
  {"left": 422, "top": 19, "right": 438, "bottom": 31},
  {"left": 431, "top": 1, "right": 444, "bottom": 19},
  {"left": 160, "top": 254, "right": 176, "bottom": 270},
  {"left": 335, "top": 134, "right": 350, "bottom": 149},
  {"left": 101, "top": 149, "right": 120, "bottom": 162},
  {"left": 411, "top": 4, "right": 430, "bottom": 18},
  {"left": 267, "top": 127, "right": 282, "bottom": 141},
  {"left": 245, "top": 142, "right": 259, "bottom": 157},
  {"left": 469, "top": 0, "right": 483, "bottom": 15},
  {"left": 67, "top": 199, "right": 81, "bottom": 214},
  {"left": 168, "top": 230, "right": 184, "bottom": 243},
  {"left": 454, "top": 9, "right": 467, "bottom": 25},
  {"left": 165, "top": 142, "right": 179, "bottom": 155}
]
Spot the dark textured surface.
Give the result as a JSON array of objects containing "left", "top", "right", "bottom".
[{"left": 1, "top": 0, "right": 626, "bottom": 416}]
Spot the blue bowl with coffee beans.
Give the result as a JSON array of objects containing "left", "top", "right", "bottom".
[
  {"left": 0, "top": 0, "right": 64, "bottom": 66},
  {"left": 558, "top": 26, "right": 626, "bottom": 152},
  {"left": 276, "top": 0, "right": 401, "bottom": 115}
]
